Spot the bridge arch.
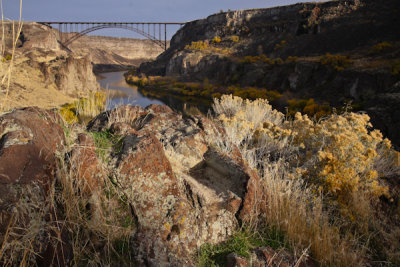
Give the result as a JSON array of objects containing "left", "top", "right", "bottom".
[{"left": 39, "top": 22, "right": 185, "bottom": 51}]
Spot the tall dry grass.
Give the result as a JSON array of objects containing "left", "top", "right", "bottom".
[
  {"left": 0, "top": 115, "right": 136, "bottom": 266},
  {"left": 0, "top": 0, "right": 23, "bottom": 112}
]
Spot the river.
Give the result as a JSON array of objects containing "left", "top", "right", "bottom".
[
  {"left": 96, "top": 71, "right": 165, "bottom": 110},
  {"left": 97, "top": 71, "right": 212, "bottom": 113}
]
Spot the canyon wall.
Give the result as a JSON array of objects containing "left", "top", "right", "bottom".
[
  {"left": 139, "top": 0, "right": 400, "bottom": 147},
  {"left": 69, "top": 35, "right": 164, "bottom": 69},
  {"left": 1, "top": 22, "right": 98, "bottom": 110}
]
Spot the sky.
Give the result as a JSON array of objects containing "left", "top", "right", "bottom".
[{"left": 2, "top": 0, "right": 325, "bottom": 39}]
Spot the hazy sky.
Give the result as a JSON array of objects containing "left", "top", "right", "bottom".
[{"left": 2, "top": 0, "right": 325, "bottom": 38}]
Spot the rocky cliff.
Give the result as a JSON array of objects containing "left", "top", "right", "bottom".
[
  {"left": 1, "top": 22, "right": 99, "bottom": 110},
  {"left": 138, "top": 0, "right": 400, "bottom": 147},
  {"left": 69, "top": 35, "right": 165, "bottom": 71}
]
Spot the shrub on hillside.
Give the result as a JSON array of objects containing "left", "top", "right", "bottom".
[
  {"left": 185, "top": 41, "right": 209, "bottom": 50},
  {"left": 231, "top": 35, "right": 239, "bottom": 43},
  {"left": 369, "top": 42, "right": 393, "bottom": 55},
  {"left": 211, "top": 95, "right": 399, "bottom": 265},
  {"left": 319, "top": 53, "right": 352, "bottom": 71},
  {"left": 212, "top": 36, "right": 221, "bottom": 43}
]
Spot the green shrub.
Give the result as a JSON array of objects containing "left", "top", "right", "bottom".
[
  {"left": 198, "top": 229, "right": 287, "bottom": 267},
  {"left": 90, "top": 129, "right": 123, "bottom": 162}
]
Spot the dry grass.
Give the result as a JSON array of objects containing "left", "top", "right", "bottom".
[
  {"left": 0, "top": 116, "right": 136, "bottom": 266},
  {"left": 0, "top": 0, "right": 23, "bottom": 112}
]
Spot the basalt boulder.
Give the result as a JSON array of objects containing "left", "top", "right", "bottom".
[{"left": 88, "top": 104, "right": 265, "bottom": 265}]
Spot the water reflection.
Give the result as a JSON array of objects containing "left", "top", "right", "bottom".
[
  {"left": 97, "top": 71, "right": 212, "bottom": 114},
  {"left": 97, "top": 71, "right": 165, "bottom": 110}
]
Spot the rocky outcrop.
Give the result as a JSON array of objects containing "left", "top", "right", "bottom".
[
  {"left": 0, "top": 47, "right": 99, "bottom": 110},
  {"left": 3, "top": 22, "right": 60, "bottom": 51},
  {"left": 87, "top": 104, "right": 265, "bottom": 265},
  {"left": 69, "top": 35, "right": 165, "bottom": 70},
  {"left": 139, "top": 0, "right": 400, "bottom": 148},
  {"left": 3, "top": 22, "right": 164, "bottom": 69}
]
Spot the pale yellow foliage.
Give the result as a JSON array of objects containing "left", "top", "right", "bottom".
[{"left": 211, "top": 95, "right": 400, "bottom": 265}]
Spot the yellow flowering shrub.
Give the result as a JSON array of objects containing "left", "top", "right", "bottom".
[
  {"left": 212, "top": 36, "right": 221, "bottom": 43},
  {"left": 231, "top": 35, "right": 239, "bottom": 42},
  {"left": 287, "top": 112, "right": 390, "bottom": 199},
  {"left": 214, "top": 95, "right": 394, "bottom": 200},
  {"left": 185, "top": 41, "right": 209, "bottom": 50}
]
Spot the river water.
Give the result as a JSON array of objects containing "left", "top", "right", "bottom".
[
  {"left": 96, "top": 71, "right": 165, "bottom": 110},
  {"left": 97, "top": 71, "right": 212, "bottom": 113}
]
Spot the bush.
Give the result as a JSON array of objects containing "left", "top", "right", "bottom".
[
  {"left": 198, "top": 229, "right": 287, "bottom": 267},
  {"left": 391, "top": 61, "right": 400, "bottom": 76},
  {"left": 210, "top": 95, "right": 399, "bottom": 265},
  {"left": 319, "top": 53, "right": 352, "bottom": 71},
  {"left": 274, "top": 40, "right": 287, "bottom": 50},
  {"left": 212, "top": 36, "right": 221, "bottom": 43},
  {"left": 185, "top": 41, "right": 209, "bottom": 50},
  {"left": 285, "top": 56, "right": 299, "bottom": 63},
  {"left": 369, "top": 42, "right": 393, "bottom": 55}
]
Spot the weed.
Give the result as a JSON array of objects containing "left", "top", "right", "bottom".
[
  {"left": 89, "top": 129, "right": 123, "bottom": 162},
  {"left": 198, "top": 228, "right": 288, "bottom": 266}
]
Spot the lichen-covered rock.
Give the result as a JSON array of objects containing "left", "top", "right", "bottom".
[
  {"left": 0, "top": 107, "right": 67, "bottom": 265},
  {"left": 88, "top": 104, "right": 265, "bottom": 265},
  {"left": 69, "top": 133, "right": 104, "bottom": 194}
]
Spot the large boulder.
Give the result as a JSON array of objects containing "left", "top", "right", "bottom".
[
  {"left": 0, "top": 107, "right": 67, "bottom": 265},
  {"left": 88, "top": 104, "right": 265, "bottom": 265}
]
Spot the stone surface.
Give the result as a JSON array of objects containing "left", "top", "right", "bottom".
[
  {"left": 0, "top": 107, "right": 67, "bottom": 266},
  {"left": 88, "top": 104, "right": 266, "bottom": 265},
  {"left": 226, "top": 253, "right": 249, "bottom": 267},
  {"left": 69, "top": 133, "right": 104, "bottom": 194}
]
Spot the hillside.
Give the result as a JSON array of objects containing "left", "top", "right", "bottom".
[
  {"left": 135, "top": 0, "right": 400, "bottom": 147},
  {"left": 68, "top": 35, "right": 165, "bottom": 71}
]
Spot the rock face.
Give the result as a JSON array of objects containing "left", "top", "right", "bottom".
[
  {"left": 87, "top": 104, "right": 264, "bottom": 265},
  {"left": 0, "top": 48, "right": 99, "bottom": 110},
  {"left": 69, "top": 35, "right": 165, "bottom": 70},
  {"left": 139, "top": 0, "right": 400, "bottom": 148},
  {"left": 0, "top": 107, "right": 67, "bottom": 265},
  {"left": 3, "top": 22, "right": 165, "bottom": 69}
]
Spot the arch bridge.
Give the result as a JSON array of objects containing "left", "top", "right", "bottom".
[{"left": 38, "top": 22, "right": 186, "bottom": 51}]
